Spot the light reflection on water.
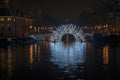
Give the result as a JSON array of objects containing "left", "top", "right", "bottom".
[
  {"left": 49, "top": 42, "right": 87, "bottom": 79},
  {"left": 50, "top": 42, "right": 86, "bottom": 73},
  {"left": 0, "top": 41, "right": 120, "bottom": 80}
]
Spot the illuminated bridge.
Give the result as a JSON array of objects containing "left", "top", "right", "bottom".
[
  {"left": 50, "top": 24, "right": 84, "bottom": 42},
  {"left": 33, "top": 24, "right": 93, "bottom": 42}
]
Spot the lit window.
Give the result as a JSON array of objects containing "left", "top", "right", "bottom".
[
  {"left": 29, "top": 25, "right": 32, "bottom": 29},
  {"left": 7, "top": 17, "right": 11, "bottom": 21},
  {"left": 0, "top": 17, "right": 4, "bottom": 21}
]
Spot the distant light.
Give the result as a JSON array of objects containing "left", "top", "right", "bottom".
[
  {"left": 0, "top": 17, "right": 4, "bottom": 21},
  {"left": 65, "top": 18, "right": 69, "bottom": 22},
  {"left": 7, "top": 17, "right": 11, "bottom": 21},
  {"left": 103, "top": 45, "right": 109, "bottom": 64},
  {"left": 29, "top": 25, "right": 32, "bottom": 29}
]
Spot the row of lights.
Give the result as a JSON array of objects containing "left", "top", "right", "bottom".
[
  {"left": 29, "top": 25, "right": 55, "bottom": 32},
  {"left": 80, "top": 24, "right": 120, "bottom": 35},
  {"left": 0, "top": 17, "right": 15, "bottom": 22},
  {"left": 81, "top": 24, "right": 108, "bottom": 29},
  {"left": 81, "top": 24, "right": 116, "bottom": 31}
]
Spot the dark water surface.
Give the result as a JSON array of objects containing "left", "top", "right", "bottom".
[{"left": 0, "top": 41, "right": 120, "bottom": 80}]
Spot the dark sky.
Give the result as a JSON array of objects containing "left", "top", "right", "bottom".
[
  {"left": 15, "top": 0, "right": 99, "bottom": 20},
  {"left": 1, "top": 0, "right": 118, "bottom": 20}
]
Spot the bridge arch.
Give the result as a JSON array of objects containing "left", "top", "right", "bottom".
[{"left": 50, "top": 24, "right": 84, "bottom": 42}]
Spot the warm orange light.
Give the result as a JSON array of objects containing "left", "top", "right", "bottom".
[
  {"left": 66, "top": 34, "right": 69, "bottom": 42},
  {"left": 7, "top": 48, "right": 12, "bottom": 78},
  {"left": 103, "top": 45, "right": 109, "bottom": 64},
  {"left": 97, "top": 25, "right": 101, "bottom": 30},
  {"left": 29, "top": 45, "right": 33, "bottom": 64},
  {"left": 7, "top": 17, "right": 11, "bottom": 21},
  {"left": 0, "top": 17, "right": 4, "bottom": 21},
  {"left": 45, "top": 41, "right": 49, "bottom": 48},
  {"left": 29, "top": 25, "right": 32, "bottom": 29}
]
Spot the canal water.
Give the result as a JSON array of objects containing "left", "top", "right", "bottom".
[{"left": 0, "top": 41, "right": 120, "bottom": 80}]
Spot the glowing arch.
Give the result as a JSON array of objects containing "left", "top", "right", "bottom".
[{"left": 50, "top": 24, "right": 84, "bottom": 42}]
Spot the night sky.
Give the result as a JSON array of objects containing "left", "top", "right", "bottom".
[{"left": 1, "top": 0, "right": 118, "bottom": 20}]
